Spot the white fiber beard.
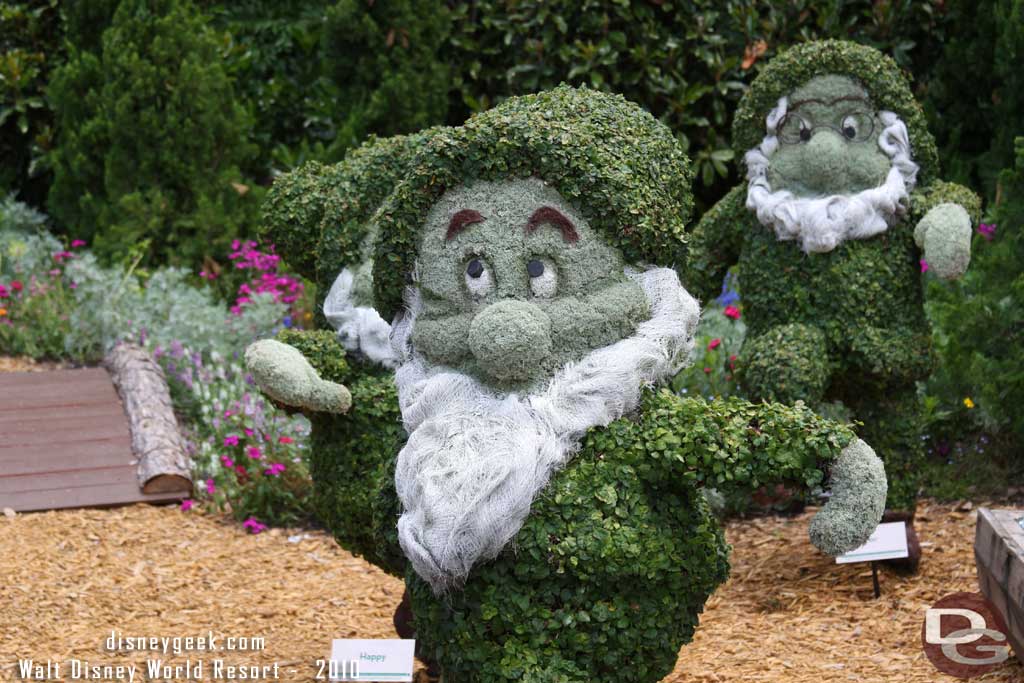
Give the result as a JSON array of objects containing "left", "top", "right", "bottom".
[
  {"left": 744, "top": 97, "right": 920, "bottom": 253},
  {"left": 390, "top": 267, "right": 700, "bottom": 594},
  {"left": 323, "top": 267, "right": 398, "bottom": 368}
]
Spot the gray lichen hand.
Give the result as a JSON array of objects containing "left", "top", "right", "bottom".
[
  {"left": 915, "top": 202, "right": 972, "bottom": 280},
  {"left": 245, "top": 339, "right": 352, "bottom": 414},
  {"left": 809, "top": 439, "right": 887, "bottom": 556}
]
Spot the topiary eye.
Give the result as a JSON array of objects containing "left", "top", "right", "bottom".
[
  {"left": 778, "top": 115, "right": 811, "bottom": 144},
  {"left": 527, "top": 258, "right": 557, "bottom": 298},
  {"left": 841, "top": 116, "right": 858, "bottom": 139},
  {"left": 464, "top": 256, "right": 493, "bottom": 298},
  {"left": 840, "top": 112, "right": 873, "bottom": 142}
]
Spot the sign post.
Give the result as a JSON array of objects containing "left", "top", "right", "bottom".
[{"left": 836, "top": 521, "right": 909, "bottom": 598}]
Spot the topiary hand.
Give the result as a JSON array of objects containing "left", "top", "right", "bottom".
[
  {"left": 915, "top": 202, "right": 972, "bottom": 280},
  {"left": 809, "top": 439, "right": 887, "bottom": 556},
  {"left": 245, "top": 339, "right": 352, "bottom": 414}
]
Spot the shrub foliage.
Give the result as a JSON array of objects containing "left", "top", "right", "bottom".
[{"left": 46, "top": 0, "right": 260, "bottom": 266}]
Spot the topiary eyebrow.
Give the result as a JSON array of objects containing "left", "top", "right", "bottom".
[
  {"left": 526, "top": 206, "right": 579, "bottom": 243},
  {"left": 446, "top": 209, "right": 486, "bottom": 240}
]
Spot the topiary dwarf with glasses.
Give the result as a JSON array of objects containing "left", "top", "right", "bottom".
[{"left": 685, "top": 40, "right": 982, "bottom": 572}]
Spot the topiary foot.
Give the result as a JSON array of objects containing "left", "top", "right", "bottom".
[{"left": 809, "top": 438, "right": 887, "bottom": 556}]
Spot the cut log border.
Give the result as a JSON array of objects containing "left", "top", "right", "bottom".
[
  {"left": 974, "top": 507, "right": 1024, "bottom": 666},
  {"left": 104, "top": 343, "right": 193, "bottom": 494}
]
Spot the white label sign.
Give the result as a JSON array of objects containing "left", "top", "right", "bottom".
[
  {"left": 836, "top": 521, "right": 909, "bottom": 564},
  {"left": 329, "top": 639, "right": 415, "bottom": 682}
]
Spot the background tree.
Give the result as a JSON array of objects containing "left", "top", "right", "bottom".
[{"left": 46, "top": 0, "right": 259, "bottom": 266}]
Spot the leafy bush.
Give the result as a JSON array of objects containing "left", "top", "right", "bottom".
[
  {"left": 203, "top": 0, "right": 336, "bottom": 177},
  {"left": 927, "top": 137, "right": 1024, "bottom": 446},
  {"left": 923, "top": 0, "right": 1024, "bottom": 200},
  {"left": 46, "top": 0, "right": 261, "bottom": 267},
  {"left": 0, "top": 0, "right": 61, "bottom": 206},
  {"left": 443, "top": 0, "right": 956, "bottom": 208},
  {"left": 320, "top": 0, "right": 450, "bottom": 160},
  {"left": 673, "top": 287, "right": 746, "bottom": 400}
]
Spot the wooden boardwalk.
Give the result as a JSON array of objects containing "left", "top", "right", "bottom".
[{"left": 0, "top": 368, "right": 188, "bottom": 512}]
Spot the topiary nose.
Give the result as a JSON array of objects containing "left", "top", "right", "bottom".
[
  {"left": 468, "top": 300, "right": 552, "bottom": 383},
  {"left": 802, "top": 131, "right": 848, "bottom": 194}
]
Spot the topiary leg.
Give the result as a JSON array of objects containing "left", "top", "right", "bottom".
[
  {"left": 844, "top": 384, "right": 923, "bottom": 514},
  {"left": 740, "top": 323, "right": 831, "bottom": 406}
]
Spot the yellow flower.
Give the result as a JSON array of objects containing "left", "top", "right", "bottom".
[
  {"left": 964, "top": 397, "right": 975, "bottom": 409},
  {"left": 304, "top": 312, "right": 313, "bottom": 321}
]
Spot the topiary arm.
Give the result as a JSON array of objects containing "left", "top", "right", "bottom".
[
  {"left": 635, "top": 389, "right": 886, "bottom": 555},
  {"left": 245, "top": 329, "right": 352, "bottom": 414},
  {"left": 683, "top": 185, "right": 748, "bottom": 303},
  {"left": 910, "top": 180, "right": 983, "bottom": 281}
]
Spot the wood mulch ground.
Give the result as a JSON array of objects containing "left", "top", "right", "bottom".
[
  {"left": 0, "top": 355, "right": 68, "bottom": 373},
  {"left": 1, "top": 500, "right": 1020, "bottom": 682}
]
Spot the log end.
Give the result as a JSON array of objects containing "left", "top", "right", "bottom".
[{"left": 141, "top": 474, "right": 193, "bottom": 495}]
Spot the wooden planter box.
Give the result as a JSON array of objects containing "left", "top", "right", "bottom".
[{"left": 975, "top": 507, "right": 1024, "bottom": 665}]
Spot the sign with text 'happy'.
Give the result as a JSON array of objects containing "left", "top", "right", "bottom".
[
  {"left": 329, "top": 639, "right": 415, "bottom": 682},
  {"left": 836, "top": 521, "right": 909, "bottom": 564}
]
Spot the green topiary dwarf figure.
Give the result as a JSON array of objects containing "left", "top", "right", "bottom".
[
  {"left": 686, "top": 41, "right": 981, "bottom": 570},
  {"left": 246, "top": 86, "right": 888, "bottom": 683}
]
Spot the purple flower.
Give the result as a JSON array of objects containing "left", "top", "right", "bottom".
[
  {"left": 242, "top": 517, "right": 268, "bottom": 534},
  {"left": 977, "top": 223, "right": 997, "bottom": 241},
  {"left": 264, "top": 463, "right": 286, "bottom": 477}
]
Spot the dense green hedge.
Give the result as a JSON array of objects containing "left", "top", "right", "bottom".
[
  {"left": 927, "top": 139, "right": 1024, "bottom": 443},
  {"left": 46, "top": 0, "right": 261, "bottom": 266},
  {"left": 276, "top": 328, "right": 407, "bottom": 576}
]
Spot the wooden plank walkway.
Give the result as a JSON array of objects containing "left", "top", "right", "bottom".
[{"left": 0, "top": 368, "right": 188, "bottom": 512}]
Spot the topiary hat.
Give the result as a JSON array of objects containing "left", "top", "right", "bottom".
[
  {"left": 370, "top": 84, "right": 694, "bottom": 319},
  {"left": 731, "top": 40, "right": 939, "bottom": 182},
  {"left": 261, "top": 128, "right": 441, "bottom": 299}
]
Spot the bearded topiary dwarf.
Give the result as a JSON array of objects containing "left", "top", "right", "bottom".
[
  {"left": 246, "top": 86, "right": 887, "bottom": 683},
  {"left": 686, "top": 41, "right": 981, "bottom": 569}
]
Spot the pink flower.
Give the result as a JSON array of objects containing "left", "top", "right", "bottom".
[
  {"left": 220, "top": 455, "right": 234, "bottom": 468},
  {"left": 52, "top": 251, "right": 74, "bottom": 263},
  {"left": 707, "top": 338, "right": 721, "bottom": 351},
  {"left": 278, "top": 436, "right": 294, "bottom": 444},
  {"left": 10, "top": 280, "right": 23, "bottom": 292},
  {"left": 242, "top": 517, "right": 268, "bottom": 534},
  {"left": 703, "top": 367, "right": 712, "bottom": 374},
  {"left": 180, "top": 499, "right": 195, "bottom": 512},
  {"left": 244, "top": 428, "right": 254, "bottom": 437},
  {"left": 264, "top": 463, "right": 286, "bottom": 477},
  {"left": 920, "top": 259, "right": 929, "bottom": 273},
  {"left": 977, "top": 223, "right": 996, "bottom": 240},
  {"left": 70, "top": 239, "right": 86, "bottom": 248},
  {"left": 224, "top": 410, "right": 233, "bottom": 417},
  {"left": 723, "top": 305, "right": 741, "bottom": 320},
  {"left": 223, "top": 435, "right": 239, "bottom": 447},
  {"left": 205, "top": 478, "right": 215, "bottom": 494},
  {"left": 235, "top": 464, "right": 247, "bottom": 476},
  {"left": 0, "top": 285, "right": 7, "bottom": 299},
  {"left": 247, "top": 446, "right": 262, "bottom": 460}
]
